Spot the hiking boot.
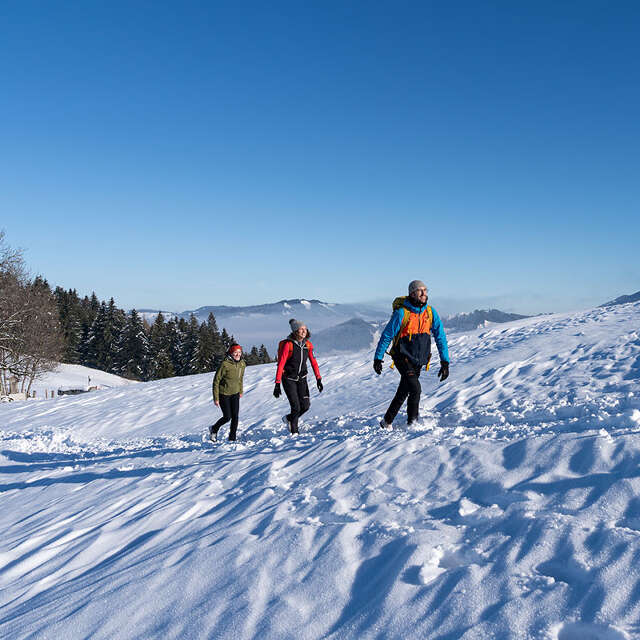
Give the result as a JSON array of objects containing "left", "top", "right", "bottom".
[
  {"left": 379, "top": 419, "right": 392, "bottom": 430},
  {"left": 282, "top": 415, "right": 291, "bottom": 430},
  {"left": 208, "top": 426, "right": 218, "bottom": 442}
]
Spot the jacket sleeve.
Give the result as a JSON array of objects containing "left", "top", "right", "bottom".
[
  {"left": 374, "top": 309, "right": 404, "bottom": 360},
  {"left": 307, "top": 342, "right": 321, "bottom": 379},
  {"left": 430, "top": 307, "right": 450, "bottom": 363},
  {"left": 240, "top": 361, "right": 246, "bottom": 395},
  {"left": 275, "top": 342, "right": 292, "bottom": 383},
  {"left": 212, "top": 362, "right": 224, "bottom": 403}
]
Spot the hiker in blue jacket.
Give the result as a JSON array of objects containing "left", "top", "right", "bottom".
[{"left": 374, "top": 280, "right": 449, "bottom": 428}]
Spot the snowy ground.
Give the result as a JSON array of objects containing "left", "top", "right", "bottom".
[
  {"left": 1, "top": 303, "right": 639, "bottom": 639},
  {"left": 8, "top": 363, "right": 134, "bottom": 400}
]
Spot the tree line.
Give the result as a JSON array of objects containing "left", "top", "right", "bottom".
[
  {"left": 54, "top": 287, "right": 272, "bottom": 380},
  {"left": 0, "top": 231, "right": 271, "bottom": 394}
]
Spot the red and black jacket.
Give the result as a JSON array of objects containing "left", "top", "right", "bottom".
[{"left": 275, "top": 336, "right": 321, "bottom": 383}]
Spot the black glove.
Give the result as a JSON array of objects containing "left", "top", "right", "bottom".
[
  {"left": 317, "top": 379, "right": 323, "bottom": 392},
  {"left": 273, "top": 382, "right": 281, "bottom": 398},
  {"left": 438, "top": 361, "right": 449, "bottom": 382},
  {"left": 373, "top": 359, "right": 383, "bottom": 375}
]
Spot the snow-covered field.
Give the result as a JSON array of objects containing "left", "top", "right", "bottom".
[
  {"left": 13, "top": 363, "right": 135, "bottom": 400},
  {"left": 1, "top": 303, "right": 639, "bottom": 639}
]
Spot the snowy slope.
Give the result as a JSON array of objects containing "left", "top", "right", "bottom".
[
  {"left": 1, "top": 303, "right": 639, "bottom": 639},
  {"left": 10, "top": 363, "right": 134, "bottom": 399}
]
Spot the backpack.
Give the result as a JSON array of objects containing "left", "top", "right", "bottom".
[
  {"left": 388, "top": 296, "right": 433, "bottom": 369},
  {"left": 277, "top": 339, "right": 290, "bottom": 361}
]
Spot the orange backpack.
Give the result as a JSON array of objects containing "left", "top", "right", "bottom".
[{"left": 388, "top": 296, "right": 433, "bottom": 369}]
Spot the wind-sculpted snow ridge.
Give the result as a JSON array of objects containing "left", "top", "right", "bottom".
[{"left": 1, "top": 303, "right": 640, "bottom": 639}]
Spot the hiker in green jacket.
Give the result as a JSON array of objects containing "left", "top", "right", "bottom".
[{"left": 210, "top": 344, "right": 246, "bottom": 442}]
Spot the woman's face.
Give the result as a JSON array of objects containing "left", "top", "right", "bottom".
[
  {"left": 296, "top": 326, "right": 308, "bottom": 340},
  {"left": 231, "top": 349, "right": 242, "bottom": 360}
]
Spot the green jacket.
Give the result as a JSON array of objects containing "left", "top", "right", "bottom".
[{"left": 212, "top": 357, "right": 246, "bottom": 402}]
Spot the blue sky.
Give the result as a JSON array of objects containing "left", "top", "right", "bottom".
[{"left": 1, "top": 1, "right": 638, "bottom": 314}]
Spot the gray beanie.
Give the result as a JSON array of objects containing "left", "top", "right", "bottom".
[
  {"left": 408, "top": 280, "right": 428, "bottom": 295},
  {"left": 289, "top": 318, "right": 305, "bottom": 332}
]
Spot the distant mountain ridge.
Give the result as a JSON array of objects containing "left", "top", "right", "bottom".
[
  {"left": 140, "top": 299, "right": 389, "bottom": 355},
  {"left": 182, "top": 299, "right": 336, "bottom": 320},
  {"left": 444, "top": 309, "right": 530, "bottom": 332},
  {"left": 600, "top": 291, "right": 640, "bottom": 307},
  {"left": 179, "top": 299, "right": 386, "bottom": 322},
  {"left": 135, "top": 300, "right": 532, "bottom": 354}
]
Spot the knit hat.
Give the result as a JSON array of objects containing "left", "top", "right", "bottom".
[
  {"left": 228, "top": 344, "right": 242, "bottom": 354},
  {"left": 289, "top": 318, "right": 306, "bottom": 332},
  {"left": 408, "top": 280, "right": 428, "bottom": 295}
]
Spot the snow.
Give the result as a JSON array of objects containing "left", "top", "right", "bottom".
[
  {"left": 1, "top": 302, "right": 640, "bottom": 639},
  {"left": 19, "top": 363, "right": 134, "bottom": 398}
]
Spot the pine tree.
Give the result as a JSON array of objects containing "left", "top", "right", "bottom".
[
  {"left": 147, "top": 312, "right": 168, "bottom": 378},
  {"left": 207, "top": 312, "right": 225, "bottom": 369},
  {"left": 246, "top": 346, "right": 259, "bottom": 365},
  {"left": 104, "top": 298, "right": 125, "bottom": 374},
  {"left": 54, "top": 287, "right": 82, "bottom": 363},
  {"left": 182, "top": 315, "right": 201, "bottom": 375},
  {"left": 150, "top": 350, "right": 175, "bottom": 379},
  {"left": 220, "top": 328, "right": 233, "bottom": 352},
  {"left": 165, "top": 318, "right": 183, "bottom": 376},
  {"left": 258, "top": 344, "right": 271, "bottom": 363},
  {"left": 116, "top": 309, "right": 149, "bottom": 380},
  {"left": 85, "top": 302, "right": 108, "bottom": 369},
  {"left": 193, "top": 322, "right": 216, "bottom": 373}
]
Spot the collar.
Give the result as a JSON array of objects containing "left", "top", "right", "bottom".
[{"left": 404, "top": 299, "right": 428, "bottom": 313}]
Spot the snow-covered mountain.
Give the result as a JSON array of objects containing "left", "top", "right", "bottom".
[
  {"left": 134, "top": 299, "right": 387, "bottom": 355},
  {"left": 138, "top": 308, "right": 179, "bottom": 323},
  {"left": 2, "top": 302, "right": 640, "bottom": 638},
  {"left": 601, "top": 290, "right": 640, "bottom": 307},
  {"left": 443, "top": 308, "right": 530, "bottom": 332},
  {"left": 312, "top": 317, "right": 382, "bottom": 354},
  {"left": 180, "top": 299, "right": 388, "bottom": 354}
]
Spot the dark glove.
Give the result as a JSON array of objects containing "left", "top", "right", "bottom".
[
  {"left": 317, "top": 379, "right": 323, "bottom": 392},
  {"left": 273, "top": 382, "right": 281, "bottom": 398},
  {"left": 373, "top": 359, "right": 383, "bottom": 375},
  {"left": 438, "top": 361, "right": 449, "bottom": 382}
]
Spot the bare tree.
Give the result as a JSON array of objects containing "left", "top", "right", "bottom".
[
  {"left": 0, "top": 232, "right": 63, "bottom": 395},
  {"left": 0, "top": 231, "right": 28, "bottom": 394}
]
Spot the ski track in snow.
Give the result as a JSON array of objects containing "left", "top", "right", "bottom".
[{"left": 1, "top": 303, "right": 640, "bottom": 639}]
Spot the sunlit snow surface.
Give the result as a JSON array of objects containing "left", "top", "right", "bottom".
[{"left": 1, "top": 303, "right": 640, "bottom": 639}]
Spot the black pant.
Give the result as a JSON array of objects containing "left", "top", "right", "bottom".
[
  {"left": 212, "top": 393, "right": 240, "bottom": 440},
  {"left": 384, "top": 359, "right": 422, "bottom": 425},
  {"left": 283, "top": 377, "right": 310, "bottom": 434}
]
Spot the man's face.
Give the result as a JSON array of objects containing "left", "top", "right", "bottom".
[{"left": 411, "top": 287, "right": 428, "bottom": 305}]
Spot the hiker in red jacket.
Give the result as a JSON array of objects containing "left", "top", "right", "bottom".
[{"left": 273, "top": 319, "right": 323, "bottom": 434}]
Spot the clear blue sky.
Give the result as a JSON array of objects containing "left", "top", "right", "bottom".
[{"left": 1, "top": 1, "right": 639, "bottom": 314}]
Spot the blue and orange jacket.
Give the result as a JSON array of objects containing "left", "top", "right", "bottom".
[{"left": 374, "top": 299, "right": 449, "bottom": 366}]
